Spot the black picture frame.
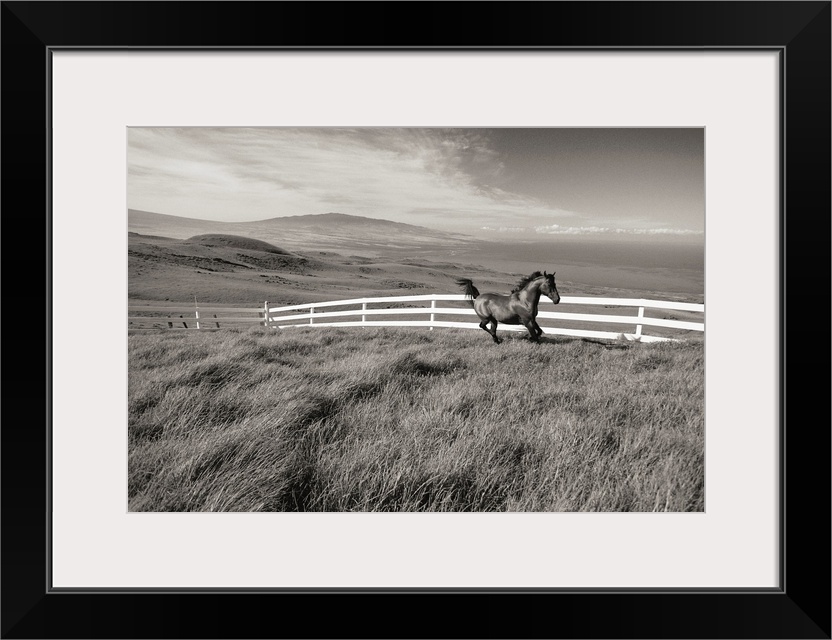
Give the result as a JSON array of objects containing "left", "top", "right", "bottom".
[{"left": 2, "top": 2, "right": 829, "bottom": 638}]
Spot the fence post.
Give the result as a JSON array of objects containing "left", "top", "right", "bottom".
[
  {"left": 214, "top": 314, "right": 219, "bottom": 328},
  {"left": 263, "top": 301, "right": 270, "bottom": 329},
  {"left": 430, "top": 298, "right": 436, "bottom": 330},
  {"left": 362, "top": 302, "right": 367, "bottom": 325},
  {"left": 195, "top": 308, "right": 200, "bottom": 330},
  {"left": 635, "top": 306, "right": 644, "bottom": 339},
  {"left": 309, "top": 305, "right": 314, "bottom": 325}
]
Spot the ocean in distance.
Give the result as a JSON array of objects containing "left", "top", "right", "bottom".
[{"left": 424, "top": 237, "right": 704, "bottom": 298}]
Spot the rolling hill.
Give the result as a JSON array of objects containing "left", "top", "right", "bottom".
[
  {"left": 128, "top": 209, "right": 474, "bottom": 256},
  {"left": 128, "top": 230, "right": 515, "bottom": 305}
]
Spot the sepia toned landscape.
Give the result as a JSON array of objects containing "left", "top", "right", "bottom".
[{"left": 128, "top": 127, "right": 704, "bottom": 512}]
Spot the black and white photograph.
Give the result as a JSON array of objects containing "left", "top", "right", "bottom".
[{"left": 128, "top": 127, "right": 705, "bottom": 512}]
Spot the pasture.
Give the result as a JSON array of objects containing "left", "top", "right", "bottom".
[{"left": 129, "top": 326, "right": 704, "bottom": 512}]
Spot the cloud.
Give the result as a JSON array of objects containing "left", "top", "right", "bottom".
[
  {"left": 481, "top": 226, "right": 528, "bottom": 233},
  {"left": 480, "top": 224, "right": 702, "bottom": 236},
  {"left": 127, "top": 128, "right": 580, "bottom": 232},
  {"left": 127, "top": 128, "right": 700, "bottom": 238},
  {"left": 533, "top": 224, "right": 703, "bottom": 236}
]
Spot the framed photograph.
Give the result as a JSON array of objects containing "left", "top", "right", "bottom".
[{"left": 3, "top": 2, "right": 829, "bottom": 638}]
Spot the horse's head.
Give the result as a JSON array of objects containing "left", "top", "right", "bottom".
[{"left": 542, "top": 270, "right": 560, "bottom": 304}]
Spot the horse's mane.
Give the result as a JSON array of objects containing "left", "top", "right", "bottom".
[{"left": 512, "top": 271, "right": 543, "bottom": 293}]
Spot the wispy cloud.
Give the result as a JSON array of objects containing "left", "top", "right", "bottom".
[
  {"left": 481, "top": 226, "right": 529, "bottom": 233},
  {"left": 128, "top": 128, "right": 700, "bottom": 237},
  {"left": 534, "top": 224, "right": 703, "bottom": 236},
  {"left": 481, "top": 224, "right": 703, "bottom": 236},
  {"left": 129, "top": 128, "right": 543, "bottom": 230}
]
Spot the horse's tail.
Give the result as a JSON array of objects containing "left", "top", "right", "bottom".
[{"left": 456, "top": 278, "right": 480, "bottom": 303}]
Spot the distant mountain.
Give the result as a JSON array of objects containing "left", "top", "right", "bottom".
[
  {"left": 255, "top": 212, "right": 447, "bottom": 232},
  {"left": 128, "top": 210, "right": 474, "bottom": 255}
]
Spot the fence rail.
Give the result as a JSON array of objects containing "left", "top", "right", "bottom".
[
  {"left": 129, "top": 294, "right": 704, "bottom": 342},
  {"left": 266, "top": 294, "right": 703, "bottom": 342}
]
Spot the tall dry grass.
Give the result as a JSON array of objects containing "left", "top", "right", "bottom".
[{"left": 128, "top": 327, "right": 703, "bottom": 512}]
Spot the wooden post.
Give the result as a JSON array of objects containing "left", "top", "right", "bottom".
[
  {"left": 263, "top": 301, "right": 270, "bottom": 329},
  {"left": 362, "top": 302, "right": 367, "bottom": 325},
  {"left": 429, "top": 298, "right": 436, "bottom": 330},
  {"left": 635, "top": 306, "right": 645, "bottom": 339},
  {"left": 195, "top": 308, "right": 200, "bottom": 330},
  {"left": 309, "top": 305, "right": 314, "bottom": 325}
]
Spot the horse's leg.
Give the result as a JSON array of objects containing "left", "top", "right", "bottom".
[
  {"left": 489, "top": 319, "right": 501, "bottom": 343},
  {"left": 522, "top": 318, "right": 539, "bottom": 342},
  {"left": 532, "top": 319, "right": 544, "bottom": 339},
  {"left": 479, "top": 317, "right": 499, "bottom": 343}
]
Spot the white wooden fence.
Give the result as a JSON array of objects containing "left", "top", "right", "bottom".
[
  {"left": 129, "top": 294, "right": 703, "bottom": 342},
  {"left": 262, "top": 294, "right": 704, "bottom": 343}
]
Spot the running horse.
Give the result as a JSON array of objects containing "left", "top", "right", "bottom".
[{"left": 456, "top": 271, "right": 561, "bottom": 343}]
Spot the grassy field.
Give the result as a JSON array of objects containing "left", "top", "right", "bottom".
[{"left": 129, "top": 326, "right": 703, "bottom": 512}]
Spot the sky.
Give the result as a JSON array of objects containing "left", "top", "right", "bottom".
[{"left": 128, "top": 127, "right": 704, "bottom": 240}]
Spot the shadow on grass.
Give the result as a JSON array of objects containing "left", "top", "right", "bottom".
[
  {"left": 501, "top": 334, "right": 632, "bottom": 350},
  {"left": 495, "top": 334, "right": 585, "bottom": 347}
]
